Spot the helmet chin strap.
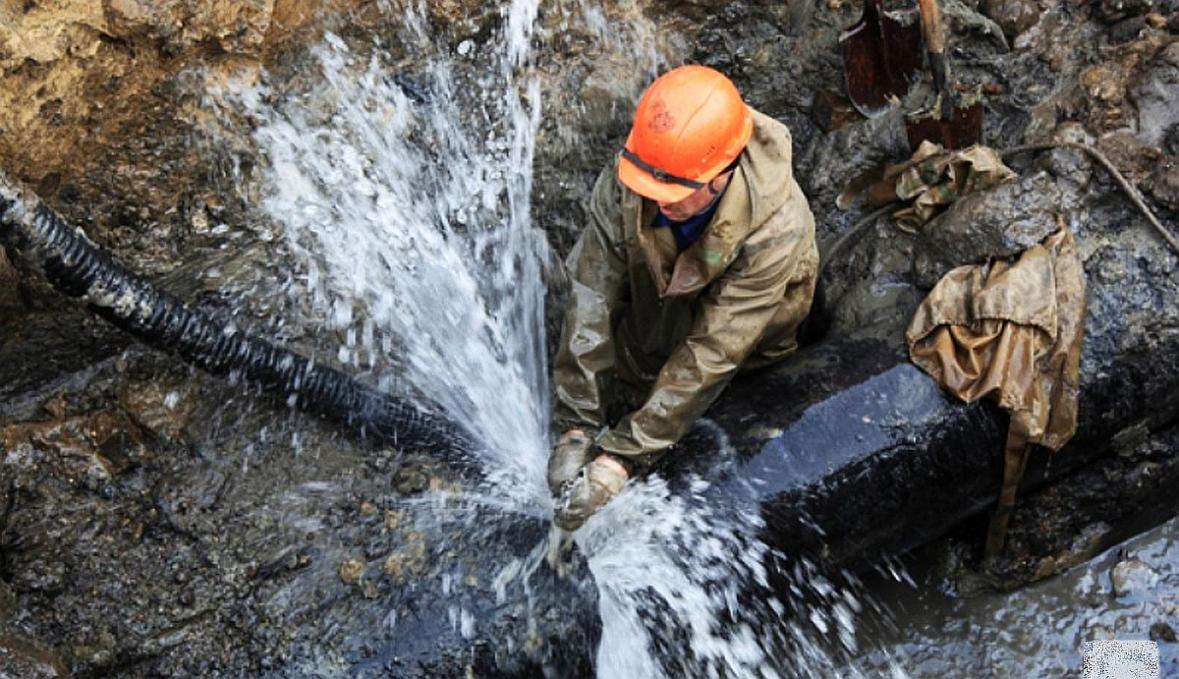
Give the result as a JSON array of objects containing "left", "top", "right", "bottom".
[
  {"left": 619, "top": 148, "right": 707, "bottom": 190},
  {"left": 664, "top": 171, "right": 732, "bottom": 221}
]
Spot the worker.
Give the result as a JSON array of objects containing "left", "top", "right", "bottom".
[{"left": 548, "top": 65, "right": 819, "bottom": 530}]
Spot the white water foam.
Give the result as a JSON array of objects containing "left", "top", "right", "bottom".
[{"left": 577, "top": 474, "right": 874, "bottom": 678}]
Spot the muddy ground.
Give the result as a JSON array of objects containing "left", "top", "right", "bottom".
[{"left": 2, "top": 0, "right": 1179, "bottom": 675}]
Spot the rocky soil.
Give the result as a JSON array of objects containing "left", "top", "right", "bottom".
[{"left": 2, "top": 0, "right": 1179, "bottom": 676}]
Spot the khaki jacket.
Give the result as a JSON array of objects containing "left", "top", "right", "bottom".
[{"left": 553, "top": 109, "right": 819, "bottom": 467}]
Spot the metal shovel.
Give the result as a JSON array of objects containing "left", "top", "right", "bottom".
[{"left": 840, "top": 0, "right": 923, "bottom": 118}]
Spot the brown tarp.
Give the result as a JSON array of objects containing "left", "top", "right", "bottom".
[{"left": 907, "top": 228, "right": 1086, "bottom": 554}]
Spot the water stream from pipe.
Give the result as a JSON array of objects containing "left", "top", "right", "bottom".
[{"left": 211, "top": 1, "right": 878, "bottom": 675}]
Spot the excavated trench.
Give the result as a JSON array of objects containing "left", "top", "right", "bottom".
[{"left": 2, "top": 0, "right": 1179, "bottom": 676}]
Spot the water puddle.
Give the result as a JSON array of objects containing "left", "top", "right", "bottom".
[{"left": 855, "top": 516, "right": 1179, "bottom": 676}]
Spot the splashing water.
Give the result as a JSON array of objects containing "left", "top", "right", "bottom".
[
  {"left": 235, "top": 0, "right": 551, "bottom": 507},
  {"left": 212, "top": 0, "right": 880, "bottom": 675},
  {"left": 579, "top": 467, "right": 878, "bottom": 677}
]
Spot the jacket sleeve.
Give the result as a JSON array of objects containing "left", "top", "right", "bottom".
[
  {"left": 552, "top": 168, "right": 629, "bottom": 429},
  {"left": 596, "top": 229, "right": 807, "bottom": 467}
]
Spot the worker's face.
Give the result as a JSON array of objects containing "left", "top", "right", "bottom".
[{"left": 656, "top": 171, "right": 732, "bottom": 221}]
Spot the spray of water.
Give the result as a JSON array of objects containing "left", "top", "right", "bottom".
[
  {"left": 227, "top": 1, "right": 551, "bottom": 508},
  {"left": 578, "top": 454, "right": 875, "bottom": 677},
  {"left": 208, "top": 0, "right": 885, "bottom": 675}
]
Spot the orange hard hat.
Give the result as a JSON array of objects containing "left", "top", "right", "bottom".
[{"left": 618, "top": 65, "right": 753, "bottom": 204}]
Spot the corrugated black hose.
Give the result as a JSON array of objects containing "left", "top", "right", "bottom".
[{"left": 0, "top": 171, "right": 475, "bottom": 458}]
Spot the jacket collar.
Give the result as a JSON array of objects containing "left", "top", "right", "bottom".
[{"left": 627, "top": 164, "right": 755, "bottom": 298}]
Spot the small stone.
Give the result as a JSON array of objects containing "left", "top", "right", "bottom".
[
  {"left": 1110, "top": 558, "right": 1158, "bottom": 597},
  {"left": 1096, "top": 252, "right": 1127, "bottom": 285},
  {"left": 1150, "top": 621, "right": 1177, "bottom": 642},
  {"left": 1051, "top": 121, "right": 1094, "bottom": 146},
  {"left": 190, "top": 207, "right": 209, "bottom": 233},
  {"left": 1032, "top": 556, "right": 1057, "bottom": 580},
  {"left": 1149, "top": 163, "right": 1179, "bottom": 211},
  {"left": 1037, "top": 123, "right": 1096, "bottom": 186},
  {"left": 2, "top": 412, "right": 150, "bottom": 486},
  {"left": 1108, "top": 15, "right": 1150, "bottom": 44},
  {"left": 118, "top": 378, "right": 199, "bottom": 443},
  {"left": 41, "top": 393, "right": 68, "bottom": 419},
  {"left": 393, "top": 467, "right": 428, "bottom": 495},
  {"left": 1144, "top": 12, "right": 1166, "bottom": 28},
  {"left": 382, "top": 554, "right": 405, "bottom": 578},
  {"left": 1096, "top": 132, "right": 1162, "bottom": 183},
  {"left": 384, "top": 510, "right": 403, "bottom": 530},
  {"left": 1095, "top": 0, "right": 1154, "bottom": 23},
  {"left": 359, "top": 500, "right": 377, "bottom": 516},
  {"left": 1081, "top": 65, "right": 1123, "bottom": 102},
  {"left": 981, "top": 0, "right": 1040, "bottom": 41},
  {"left": 339, "top": 558, "right": 365, "bottom": 585}
]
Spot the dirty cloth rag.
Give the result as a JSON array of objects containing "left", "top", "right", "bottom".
[
  {"left": 871, "top": 141, "right": 1018, "bottom": 232},
  {"left": 906, "top": 228, "right": 1086, "bottom": 554}
]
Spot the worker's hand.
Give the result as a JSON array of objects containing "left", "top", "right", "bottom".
[
  {"left": 547, "top": 429, "right": 593, "bottom": 497},
  {"left": 553, "top": 454, "right": 629, "bottom": 531}
]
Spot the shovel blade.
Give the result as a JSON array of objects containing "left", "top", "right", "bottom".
[
  {"left": 905, "top": 101, "right": 984, "bottom": 150},
  {"left": 840, "top": 0, "right": 923, "bottom": 118}
]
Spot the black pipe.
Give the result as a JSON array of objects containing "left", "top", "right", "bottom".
[
  {"left": 0, "top": 171, "right": 475, "bottom": 457},
  {"left": 695, "top": 247, "right": 1179, "bottom": 570}
]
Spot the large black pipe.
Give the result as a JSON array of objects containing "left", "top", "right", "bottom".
[
  {"left": 695, "top": 227, "right": 1179, "bottom": 568},
  {"left": 0, "top": 171, "right": 474, "bottom": 457}
]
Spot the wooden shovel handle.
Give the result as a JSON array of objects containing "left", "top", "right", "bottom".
[
  {"left": 917, "top": 0, "right": 944, "bottom": 56},
  {"left": 918, "top": 0, "right": 950, "bottom": 108}
]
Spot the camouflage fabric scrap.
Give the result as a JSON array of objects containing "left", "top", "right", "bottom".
[{"left": 874, "top": 141, "right": 1018, "bottom": 232}]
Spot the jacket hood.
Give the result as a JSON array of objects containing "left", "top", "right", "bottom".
[{"left": 741, "top": 109, "right": 797, "bottom": 230}]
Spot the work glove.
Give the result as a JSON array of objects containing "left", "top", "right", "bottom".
[
  {"left": 552, "top": 455, "right": 629, "bottom": 531},
  {"left": 547, "top": 429, "right": 593, "bottom": 497}
]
